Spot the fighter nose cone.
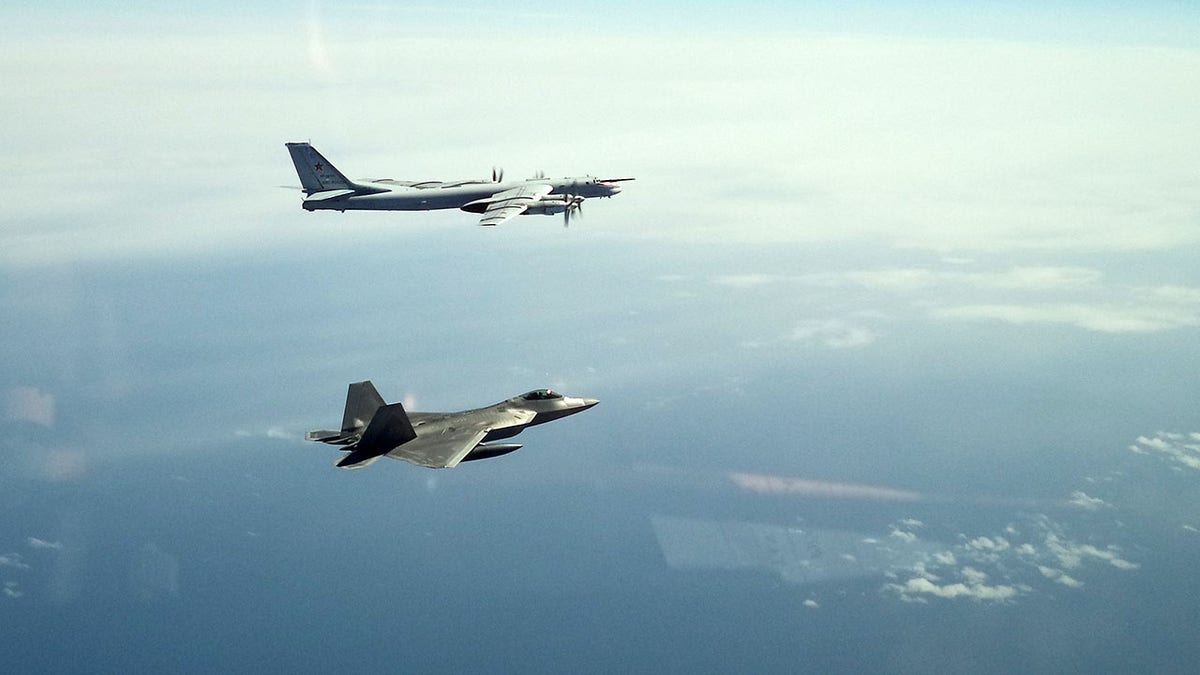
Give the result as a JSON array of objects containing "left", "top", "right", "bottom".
[{"left": 581, "top": 398, "right": 600, "bottom": 409}]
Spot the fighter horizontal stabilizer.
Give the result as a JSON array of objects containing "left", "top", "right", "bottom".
[
  {"left": 335, "top": 448, "right": 385, "bottom": 470},
  {"left": 306, "top": 429, "right": 356, "bottom": 444}
]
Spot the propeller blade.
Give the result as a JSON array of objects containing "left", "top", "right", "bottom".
[{"left": 563, "top": 195, "right": 585, "bottom": 228}]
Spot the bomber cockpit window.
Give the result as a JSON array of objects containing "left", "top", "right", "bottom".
[{"left": 522, "top": 389, "right": 562, "bottom": 401}]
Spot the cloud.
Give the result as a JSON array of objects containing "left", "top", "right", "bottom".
[
  {"left": 890, "top": 528, "right": 918, "bottom": 544},
  {"left": 3, "top": 582, "right": 22, "bottom": 599},
  {"left": 0, "top": 553, "right": 30, "bottom": 570},
  {"left": 931, "top": 303, "right": 1199, "bottom": 333},
  {"left": 1038, "top": 566, "right": 1084, "bottom": 588},
  {"left": 1067, "top": 491, "right": 1110, "bottom": 511},
  {"left": 26, "top": 537, "right": 63, "bottom": 550},
  {"left": 887, "top": 575, "right": 1021, "bottom": 603},
  {"left": 3, "top": 386, "right": 55, "bottom": 427},
  {"left": 1042, "top": 532, "right": 1138, "bottom": 571},
  {"left": 960, "top": 566, "right": 989, "bottom": 585},
  {"left": 41, "top": 450, "right": 87, "bottom": 482},
  {"left": 711, "top": 266, "right": 1200, "bottom": 339},
  {"left": 966, "top": 536, "right": 1010, "bottom": 553},
  {"left": 932, "top": 551, "right": 957, "bottom": 566},
  {"left": 711, "top": 274, "right": 787, "bottom": 289},
  {"left": 883, "top": 511, "right": 1138, "bottom": 604},
  {"left": 790, "top": 319, "right": 877, "bottom": 349},
  {"left": 1129, "top": 431, "right": 1200, "bottom": 471},
  {"left": 803, "top": 599, "right": 819, "bottom": 609},
  {"left": 235, "top": 427, "right": 300, "bottom": 442},
  {"left": 729, "top": 472, "right": 922, "bottom": 502},
  {"left": 3, "top": 14, "right": 1200, "bottom": 269}
]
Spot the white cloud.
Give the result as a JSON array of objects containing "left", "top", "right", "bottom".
[
  {"left": 887, "top": 576, "right": 1020, "bottom": 603},
  {"left": 932, "top": 551, "right": 957, "bottom": 566},
  {"left": 1043, "top": 532, "right": 1139, "bottom": 571},
  {"left": 235, "top": 427, "right": 301, "bottom": 442},
  {"left": 4, "top": 19, "right": 1197, "bottom": 268},
  {"left": 1137, "top": 435, "right": 1173, "bottom": 450},
  {"left": 0, "top": 554, "right": 30, "bottom": 570},
  {"left": 966, "top": 536, "right": 1010, "bottom": 553},
  {"left": 803, "top": 599, "right": 820, "bottom": 609},
  {"left": 932, "top": 303, "right": 1199, "bottom": 333},
  {"left": 889, "top": 528, "right": 918, "bottom": 544},
  {"left": 712, "top": 274, "right": 786, "bottom": 289},
  {"left": 889, "top": 512, "right": 1139, "bottom": 604},
  {"left": 1068, "top": 491, "right": 1110, "bottom": 511},
  {"left": 3, "top": 386, "right": 55, "bottom": 427},
  {"left": 3, "top": 582, "right": 22, "bottom": 599},
  {"left": 711, "top": 266, "right": 1200, "bottom": 339},
  {"left": 966, "top": 267, "right": 1103, "bottom": 292},
  {"left": 1038, "top": 566, "right": 1084, "bottom": 588},
  {"left": 845, "top": 269, "right": 937, "bottom": 292},
  {"left": 1130, "top": 431, "right": 1200, "bottom": 471},
  {"left": 960, "top": 566, "right": 989, "bottom": 585},
  {"left": 26, "top": 537, "right": 63, "bottom": 550},
  {"left": 791, "top": 319, "right": 877, "bottom": 349}
]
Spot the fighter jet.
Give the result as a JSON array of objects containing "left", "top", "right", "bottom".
[
  {"left": 285, "top": 142, "right": 633, "bottom": 227},
  {"left": 306, "top": 381, "right": 598, "bottom": 470}
]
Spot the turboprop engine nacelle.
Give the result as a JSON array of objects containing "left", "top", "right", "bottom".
[{"left": 522, "top": 195, "right": 580, "bottom": 216}]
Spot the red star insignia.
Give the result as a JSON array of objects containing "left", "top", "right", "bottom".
[{"left": 314, "top": 163, "right": 323, "bottom": 171}]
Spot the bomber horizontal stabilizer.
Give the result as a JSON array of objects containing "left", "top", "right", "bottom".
[{"left": 305, "top": 189, "right": 356, "bottom": 202}]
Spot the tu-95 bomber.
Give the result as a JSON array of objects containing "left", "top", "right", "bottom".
[{"left": 286, "top": 142, "right": 633, "bottom": 227}]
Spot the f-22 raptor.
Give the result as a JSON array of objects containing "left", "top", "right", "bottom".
[
  {"left": 306, "top": 381, "right": 598, "bottom": 470},
  {"left": 285, "top": 142, "right": 633, "bottom": 226}
]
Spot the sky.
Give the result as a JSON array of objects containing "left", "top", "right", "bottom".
[{"left": 2, "top": 2, "right": 1200, "bottom": 673}]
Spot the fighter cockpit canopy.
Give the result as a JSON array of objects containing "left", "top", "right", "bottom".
[{"left": 521, "top": 389, "right": 563, "bottom": 401}]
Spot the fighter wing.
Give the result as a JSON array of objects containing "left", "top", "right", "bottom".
[
  {"left": 477, "top": 184, "right": 553, "bottom": 226},
  {"left": 387, "top": 426, "right": 491, "bottom": 469}
]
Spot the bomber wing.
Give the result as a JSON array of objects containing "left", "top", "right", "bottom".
[{"left": 476, "top": 184, "right": 553, "bottom": 226}]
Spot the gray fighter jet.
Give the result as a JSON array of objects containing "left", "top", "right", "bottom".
[
  {"left": 306, "top": 381, "right": 598, "bottom": 469},
  {"left": 285, "top": 142, "right": 633, "bottom": 226}
]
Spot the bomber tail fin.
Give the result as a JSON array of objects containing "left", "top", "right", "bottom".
[
  {"left": 286, "top": 142, "right": 355, "bottom": 194},
  {"left": 336, "top": 402, "right": 417, "bottom": 470}
]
